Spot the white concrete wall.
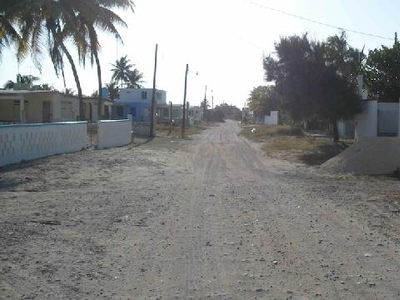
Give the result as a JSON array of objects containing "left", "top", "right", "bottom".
[
  {"left": 97, "top": 119, "right": 132, "bottom": 149},
  {"left": 0, "top": 122, "right": 87, "bottom": 167},
  {"left": 355, "top": 100, "right": 378, "bottom": 141},
  {"left": 398, "top": 99, "right": 400, "bottom": 137},
  {"left": 264, "top": 111, "right": 279, "bottom": 125},
  {"left": 338, "top": 120, "right": 345, "bottom": 138},
  {"left": 378, "top": 102, "right": 398, "bottom": 136}
]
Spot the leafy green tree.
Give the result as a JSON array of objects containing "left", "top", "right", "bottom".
[
  {"left": 200, "top": 98, "right": 210, "bottom": 121},
  {"left": 214, "top": 103, "right": 241, "bottom": 120},
  {"left": 264, "top": 34, "right": 315, "bottom": 121},
  {"left": 247, "top": 86, "right": 279, "bottom": 122},
  {"left": 325, "top": 31, "right": 365, "bottom": 82},
  {"left": 264, "top": 33, "right": 361, "bottom": 142},
  {"left": 364, "top": 34, "right": 400, "bottom": 101}
]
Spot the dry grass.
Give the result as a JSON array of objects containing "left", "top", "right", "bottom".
[
  {"left": 240, "top": 125, "right": 302, "bottom": 142},
  {"left": 241, "top": 124, "right": 352, "bottom": 165},
  {"left": 385, "top": 190, "right": 400, "bottom": 201}
]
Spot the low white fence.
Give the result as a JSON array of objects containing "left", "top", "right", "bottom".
[
  {"left": 98, "top": 118, "right": 132, "bottom": 149},
  {"left": 0, "top": 121, "right": 87, "bottom": 167}
]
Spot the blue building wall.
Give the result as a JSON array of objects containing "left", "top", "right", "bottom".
[
  {"left": 123, "top": 102, "right": 151, "bottom": 122},
  {"left": 115, "top": 88, "right": 167, "bottom": 122}
]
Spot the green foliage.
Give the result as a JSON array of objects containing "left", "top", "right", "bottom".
[
  {"left": 247, "top": 85, "right": 279, "bottom": 120},
  {"left": 106, "top": 82, "right": 120, "bottom": 100},
  {"left": 111, "top": 55, "right": 144, "bottom": 89},
  {"left": 214, "top": 103, "right": 241, "bottom": 120},
  {"left": 263, "top": 32, "right": 362, "bottom": 142},
  {"left": 3, "top": 73, "right": 49, "bottom": 90},
  {"left": 1, "top": 0, "right": 135, "bottom": 120},
  {"left": 364, "top": 35, "right": 400, "bottom": 101}
]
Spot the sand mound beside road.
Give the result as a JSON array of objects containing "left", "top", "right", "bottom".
[{"left": 320, "top": 137, "right": 400, "bottom": 175}]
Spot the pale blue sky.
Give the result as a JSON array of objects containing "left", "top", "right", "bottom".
[{"left": 0, "top": 0, "right": 397, "bottom": 108}]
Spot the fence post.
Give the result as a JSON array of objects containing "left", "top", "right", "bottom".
[{"left": 128, "top": 114, "right": 133, "bottom": 143}]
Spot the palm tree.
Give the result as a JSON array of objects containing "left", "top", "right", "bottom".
[
  {"left": 0, "top": 1, "right": 25, "bottom": 62},
  {"left": 64, "top": 88, "right": 75, "bottom": 96},
  {"left": 3, "top": 74, "right": 40, "bottom": 89},
  {"left": 72, "top": 0, "right": 135, "bottom": 118},
  {"left": 3, "top": 0, "right": 135, "bottom": 120},
  {"left": 106, "top": 82, "right": 120, "bottom": 100},
  {"left": 111, "top": 55, "right": 135, "bottom": 87},
  {"left": 4, "top": 0, "right": 86, "bottom": 117},
  {"left": 127, "top": 69, "right": 144, "bottom": 88},
  {"left": 111, "top": 55, "right": 143, "bottom": 88}
]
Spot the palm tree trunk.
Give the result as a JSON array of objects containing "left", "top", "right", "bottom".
[
  {"left": 94, "top": 51, "right": 103, "bottom": 120},
  {"left": 60, "top": 43, "right": 83, "bottom": 120}
]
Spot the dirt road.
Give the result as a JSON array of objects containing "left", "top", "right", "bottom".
[{"left": 1, "top": 120, "right": 400, "bottom": 299}]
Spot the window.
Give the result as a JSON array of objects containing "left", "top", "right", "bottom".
[
  {"left": 156, "top": 92, "right": 162, "bottom": 100},
  {"left": 129, "top": 107, "right": 136, "bottom": 117},
  {"left": 141, "top": 91, "right": 147, "bottom": 99}
]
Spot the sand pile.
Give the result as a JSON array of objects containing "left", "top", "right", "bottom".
[{"left": 320, "top": 137, "right": 400, "bottom": 175}]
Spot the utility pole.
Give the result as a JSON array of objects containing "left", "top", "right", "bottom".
[
  {"left": 168, "top": 101, "right": 173, "bottom": 135},
  {"left": 181, "top": 64, "right": 189, "bottom": 138},
  {"left": 186, "top": 101, "right": 190, "bottom": 128},
  {"left": 211, "top": 89, "right": 214, "bottom": 110},
  {"left": 150, "top": 44, "right": 158, "bottom": 138},
  {"left": 203, "top": 85, "right": 208, "bottom": 122}
]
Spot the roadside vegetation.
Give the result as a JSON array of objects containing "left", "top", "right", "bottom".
[
  {"left": 247, "top": 31, "right": 400, "bottom": 147},
  {"left": 241, "top": 124, "right": 353, "bottom": 165}
]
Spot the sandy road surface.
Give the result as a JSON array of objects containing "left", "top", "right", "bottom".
[{"left": 1, "top": 120, "right": 400, "bottom": 300}]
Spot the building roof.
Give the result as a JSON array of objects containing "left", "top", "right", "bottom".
[{"left": 0, "top": 89, "right": 77, "bottom": 99}]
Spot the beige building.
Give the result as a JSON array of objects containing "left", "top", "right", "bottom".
[
  {"left": 0, "top": 90, "right": 79, "bottom": 124},
  {"left": 82, "top": 97, "right": 114, "bottom": 121}
]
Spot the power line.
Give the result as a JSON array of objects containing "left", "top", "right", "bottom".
[{"left": 242, "top": 0, "right": 394, "bottom": 41}]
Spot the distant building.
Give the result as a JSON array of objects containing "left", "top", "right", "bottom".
[
  {"left": 82, "top": 97, "right": 113, "bottom": 121},
  {"left": 114, "top": 88, "right": 167, "bottom": 122},
  {"left": 0, "top": 90, "right": 79, "bottom": 124}
]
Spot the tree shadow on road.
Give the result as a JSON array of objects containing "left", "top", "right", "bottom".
[{"left": 297, "top": 142, "right": 349, "bottom": 166}]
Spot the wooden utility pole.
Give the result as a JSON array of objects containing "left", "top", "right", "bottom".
[
  {"left": 186, "top": 102, "right": 190, "bottom": 128},
  {"left": 168, "top": 101, "right": 173, "bottom": 135},
  {"left": 150, "top": 44, "right": 158, "bottom": 137},
  {"left": 181, "top": 64, "right": 189, "bottom": 138},
  {"left": 203, "top": 85, "right": 208, "bottom": 122}
]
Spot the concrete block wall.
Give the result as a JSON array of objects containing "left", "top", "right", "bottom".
[
  {"left": 98, "top": 119, "right": 132, "bottom": 150},
  {"left": 0, "top": 122, "right": 87, "bottom": 167},
  {"left": 264, "top": 111, "right": 279, "bottom": 125},
  {"left": 355, "top": 100, "right": 378, "bottom": 141}
]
